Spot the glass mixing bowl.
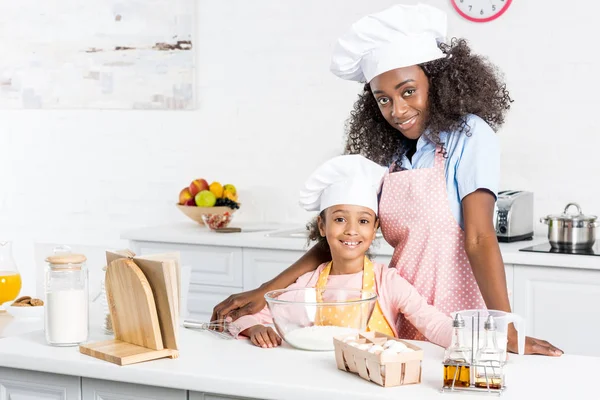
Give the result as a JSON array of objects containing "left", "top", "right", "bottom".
[{"left": 264, "top": 287, "right": 377, "bottom": 351}]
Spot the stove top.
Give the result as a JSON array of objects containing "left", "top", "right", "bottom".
[{"left": 520, "top": 242, "right": 600, "bottom": 256}]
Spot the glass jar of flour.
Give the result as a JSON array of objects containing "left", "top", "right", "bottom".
[{"left": 44, "top": 251, "right": 89, "bottom": 346}]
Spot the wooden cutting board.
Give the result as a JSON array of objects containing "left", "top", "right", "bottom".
[
  {"left": 133, "top": 256, "right": 179, "bottom": 350},
  {"left": 79, "top": 339, "right": 175, "bottom": 366},
  {"left": 104, "top": 257, "right": 163, "bottom": 350},
  {"left": 135, "top": 252, "right": 181, "bottom": 311},
  {"left": 80, "top": 250, "right": 180, "bottom": 365}
]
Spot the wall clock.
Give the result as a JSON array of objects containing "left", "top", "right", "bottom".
[{"left": 450, "top": 0, "right": 512, "bottom": 23}]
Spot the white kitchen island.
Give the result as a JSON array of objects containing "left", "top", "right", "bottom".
[{"left": 0, "top": 315, "right": 597, "bottom": 400}]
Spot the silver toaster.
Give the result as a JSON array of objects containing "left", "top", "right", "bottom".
[{"left": 495, "top": 190, "right": 534, "bottom": 242}]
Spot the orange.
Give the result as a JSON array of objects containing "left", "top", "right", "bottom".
[{"left": 209, "top": 182, "right": 224, "bottom": 198}]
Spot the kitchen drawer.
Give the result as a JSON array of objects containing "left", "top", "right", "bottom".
[
  {"left": 133, "top": 241, "right": 243, "bottom": 287},
  {"left": 0, "top": 367, "right": 81, "bottom": 400},
  {"left": 189, "top": 392, "right": 251, "bottom": 400},
  {"left": 242, "top": 248, "right": 304, "bottom": 291},
  {"left": 82, "top": 377, "right": 185, "bottom": 400},
  {"left": 188, "top": 284, "right": 243, "bottom": 321}
]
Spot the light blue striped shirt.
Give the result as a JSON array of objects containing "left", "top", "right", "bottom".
[{"left": 395, "top": 114, "right": 500, "bottom": 230}]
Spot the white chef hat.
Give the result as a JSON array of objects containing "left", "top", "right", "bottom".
[
  {"left": 330, "top": 3, "right": 447, "bottom": 83},
  {"left": 299, "top": 154, "right": 388, "bottom": 214}
]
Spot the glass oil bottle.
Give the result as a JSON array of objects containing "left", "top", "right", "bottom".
[
  {"left": 474, "top": 315, "right": 504, "bottom": 389},
  {"left": 443, "top": 314, "right": 472, "bottom": 388}
]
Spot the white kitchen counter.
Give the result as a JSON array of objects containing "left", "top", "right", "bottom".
[
  {"left": 0, "top": 314, "right": 596, "bottom": 400},
  {"left": 121, "top": 222, "right": 600, "bottom": 271}
]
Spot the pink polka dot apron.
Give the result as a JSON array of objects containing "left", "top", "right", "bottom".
[{"left": 378, "top": 146, "right": 486, "bottom": 341}]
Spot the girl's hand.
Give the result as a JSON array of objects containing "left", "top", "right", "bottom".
[
  {"left": 245, "top": 325, "right": 282, "bottom": 348},
  {"left": 507, "top": 330, "right": 563, "bottom": 356}
]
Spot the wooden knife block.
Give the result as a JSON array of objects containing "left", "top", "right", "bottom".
[{"left": 79, "top": 250, "right": 180, "bottom": 366}]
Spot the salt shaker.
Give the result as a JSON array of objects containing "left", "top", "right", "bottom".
[
  {"left": 44, "top": 251, "right": 89, "bottom": 346},
  {"left": 474, "top": 315, "right": 503, "bottom": 389}
]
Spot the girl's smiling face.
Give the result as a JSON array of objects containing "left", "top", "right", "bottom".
[
  {"left": 369, "top": 65, "right": 430, "bottom": 140},
  {"left": 318, "top": 204, "right": 378, "bottom": 262}
]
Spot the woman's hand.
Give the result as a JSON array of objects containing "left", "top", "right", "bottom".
[
  {"left": 244, "top": 325, "right": 282, "bottom": 348},
  {"left": 507, "top": 330, "right": 563, "bottom": 356},
  {"left": 210, "top": 246, "right": 330, "bottom": 330},
  {"left": 211, "top": 287, "right": 268, "bottom": 328}
]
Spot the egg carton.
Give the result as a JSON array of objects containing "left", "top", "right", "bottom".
[{"left": 333, "top": 331, "right": 423, "bottom": 387}]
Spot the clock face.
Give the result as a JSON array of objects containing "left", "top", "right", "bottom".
[{"left": 451, "top": 0, "right": 512, "bottom": 23}]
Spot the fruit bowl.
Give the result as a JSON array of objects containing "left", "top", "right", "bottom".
[
  {"left": 264, "top": 288, "right": 377, "bottom": 351},
  {"left": 176, "top": 205, "right": 237, "bottom": 229}
]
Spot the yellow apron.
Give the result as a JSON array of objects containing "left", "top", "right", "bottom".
[{"left": 315, "top": 257, "right": 395, "bottom": 336}]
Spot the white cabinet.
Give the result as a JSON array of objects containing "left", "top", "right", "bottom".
[
  {"left": 133, "top": 241, "right": 243, "bottom": 288},
  {"left": 0, "top": 367, "right": 81, "bottom": 400},
  {"left": 512, "top": 264, "right": 600, "bottom": 357},
  {"left": 242, "top": 248, "right": 303, "bottom": 291},
  {"left": 188, "top": 284, "right": 243, "bottom": 321},
  {"left": 189, "top": 393, "right": 248, "bottom": 400},
  {"left": 82, "top": 378, "right": 185, "bottom": 400},
  {"left": 505, "top": 263, "right": 514, "bottom": 309}
]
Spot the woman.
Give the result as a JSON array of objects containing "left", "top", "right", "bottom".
[{"left": 212, "top": 3, "right": 562, "bottom": 356}]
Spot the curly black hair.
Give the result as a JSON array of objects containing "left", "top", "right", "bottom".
[
  {"left": 343, "top": 38, "right": 513, "bottom": 166},
  {"left": 306, "top": 212, "right": 328, "bottom": 250}
]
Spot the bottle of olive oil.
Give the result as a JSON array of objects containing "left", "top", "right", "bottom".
[
  {"left": 474, "top": 315, "right": 503, "bottom": 389},
  {"left": 443, "top": 314, "right": 471, "bottom": 388}
]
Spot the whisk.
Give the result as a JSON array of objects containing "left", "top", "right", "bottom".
[{"left": 183, "top": 319, "right": 240, "bottom": 340}]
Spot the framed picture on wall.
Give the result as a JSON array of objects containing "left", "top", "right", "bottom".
[{"left": 0, "top": 0, "right": 195, "bottom": 110}]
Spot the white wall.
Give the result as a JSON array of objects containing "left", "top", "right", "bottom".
[{"left": 1, "top": 0, "right": 599, "bottom": 296}]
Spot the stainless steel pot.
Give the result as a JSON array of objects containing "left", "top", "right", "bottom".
[{"left": 540, "top": 203, "right": 598, "bottom": 250}]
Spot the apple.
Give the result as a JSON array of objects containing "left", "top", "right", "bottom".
[
  {"left": 195, "top": 190, "right": 217, "bottom": 207},
  {"left": 185, "top": 198, "right": 196, "bottom": 206},
  {"left": 189, "top": 178, "right": 209, "bottom": 197},
  {"left": 179, "top": 187, "right": 193, "bottom": 205}
]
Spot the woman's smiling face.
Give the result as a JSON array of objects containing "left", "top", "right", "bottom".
[{"left": 369, "top": 65, "right": 430, "bottom": 140}]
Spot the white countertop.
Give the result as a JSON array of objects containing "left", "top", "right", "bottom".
[
  {"left": 0, "top": 314, "right": 596, "bottom": 399},
  {"left": 121, "top": 222, "right": 600, "bottom": 271}
]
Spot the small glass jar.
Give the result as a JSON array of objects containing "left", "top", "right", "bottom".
[{"left": 44, "top": 251, "right": 89, "bottom": 346}]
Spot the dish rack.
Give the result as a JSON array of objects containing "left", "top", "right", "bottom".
[{"left": 441, "top": 312, "right": 506, "bottom": 396}]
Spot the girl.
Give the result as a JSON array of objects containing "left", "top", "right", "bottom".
[
  {"left": 234, "top": 155, "right": 452, "bottom": 348},
  {"left": 215, "top": 4, "right": 562, "bottom": 356}
]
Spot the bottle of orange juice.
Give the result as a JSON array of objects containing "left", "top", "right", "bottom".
[{"left": 0, "top": 241, "right": 22, "bottom": 306}]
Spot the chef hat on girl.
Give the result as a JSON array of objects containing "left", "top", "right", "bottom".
[
  {"left": 299, "top": 155, "right": 388, "bottom": 214},
  {"left": 330, "top": 3, "right": 447, "bottom": 83}
]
